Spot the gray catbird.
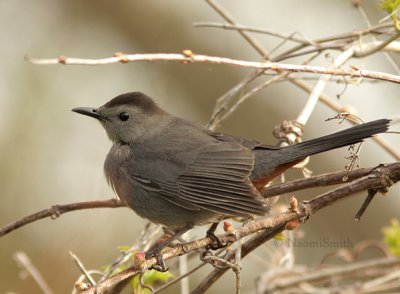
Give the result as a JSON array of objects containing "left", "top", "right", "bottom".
[{"left": 72, "top": 92, "right": 393, "bottom": 257}]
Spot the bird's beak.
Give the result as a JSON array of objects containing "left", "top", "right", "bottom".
[{"left": 71, "top": 107, "right": 104, "bottom": 120}]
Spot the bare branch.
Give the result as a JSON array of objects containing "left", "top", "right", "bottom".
[
  {"left": 204, "top": 0, "right": 269, "bottom": 58},
  {"left": 194, "top": 22, "right": 310, "bottom": 44},
  {"left": 14, "top": 251, "right": 54, "bottom": 294},
  {"left": 69, "top": 251, "right": 96, "bottom": 286},
  {"left": 262, "top": 163, "right": 400, "bottom": 198},
  {"left": 25, "top": 53, "right": 400, "bottom": 84},
  {"left": 291, "top": 78, "right": 400, "bottom": 160},
  {"left": 207, "top": 69, "right": 264, "bottom": 130},
  {"left": 80, "top": 162, "right": 400, "bottom": 293},
  {"left": 354, "top": 32, "right": 400, "bottom": 57},
  {"left": 191, "top": 226, "right": 286, "bottom": 293},
  {"left": 273, "top": 22, "right": 396, "bottom": 61},
  {"left": 296, "top": 48, "right": 355, "bottom": 126},
  {"left": 0, "top": 198, "right": 124, "bottom": 238},
  {"left": 263, "top": 256, "right": 400, "bottom": 292},
  {"left": 152, "top": 262, "right": 206, "bottom": 293},
  {"left": 2, "top": 163, "right": 399, "bottom": 241}
]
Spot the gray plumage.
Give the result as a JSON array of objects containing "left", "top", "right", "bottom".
[{"left": 72, "top": 92, "right": 392, "bottom": 230}]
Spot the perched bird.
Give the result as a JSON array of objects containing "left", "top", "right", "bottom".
[{"left": 72, "top": 92, "right": 393, "bottom": 256}]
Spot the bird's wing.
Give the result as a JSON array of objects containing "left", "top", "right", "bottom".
[{"left": 132, "top": 141, "right": 268, "bottom": 217}]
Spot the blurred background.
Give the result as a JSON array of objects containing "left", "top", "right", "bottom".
[{"left": 1, "top": 0, "right": 399, "bottom": 293}]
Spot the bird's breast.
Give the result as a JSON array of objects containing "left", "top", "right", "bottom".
[{"left": 104, "top": 143, "right": 132, "bottom": 200}]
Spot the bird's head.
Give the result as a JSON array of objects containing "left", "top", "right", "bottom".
[{"left": 72, "top": 92, "right": 164, "bottom": 144}]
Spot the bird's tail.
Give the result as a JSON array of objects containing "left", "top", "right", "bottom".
[
  {"left": 281, "top": 118, "right": 394, "bottom": 163},
  {"left": 251, "top": 118, "right": 397, "bottom": 189}
]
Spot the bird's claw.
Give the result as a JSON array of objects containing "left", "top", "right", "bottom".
[
  {"left": 205, "top": 230, "right": 227, "bottom": 250},
  {"left": 146, "top": 251, "right": 169, "bottom": 272}
]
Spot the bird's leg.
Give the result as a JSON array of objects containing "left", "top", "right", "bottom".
[
  {"left": 206, "top": 222, "right": 227, "bottom": 250},
  {"left": 146, "top": 225, "right": 193, "bottom": 272}
]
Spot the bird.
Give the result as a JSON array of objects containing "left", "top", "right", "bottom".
[{"left": 72, "top": 91, "right": 393, "bottom": 258}]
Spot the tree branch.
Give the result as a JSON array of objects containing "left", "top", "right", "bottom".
[
  {"left": 0, "top": 198, "right": 124, "bottom": 238},
  {"left": 262, "top": 162, "right": 400, "bottom": 198},
  {"left": 25, "top": 53, "right": 400, "bottom": 84},
  {"left": 290, "top": 78, "right": 400, "bottom": 160},
  {"left": 79, "top": 162, "right": 400, "bottom": 293},
  {"left": 261, "top": 256, "right": 400, "bottom": 293},
  {"left": 2, "top": 163, "right": 399, "bottom": 240},
  {"left": 14, "top": 251, "right": 54, "bottom": 294},
  {"left": 204, "top": 0, "right": 270, "bottom": 58}
]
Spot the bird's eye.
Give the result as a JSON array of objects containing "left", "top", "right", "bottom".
[{"left": 119, "top": 112, "right": 130, "bottom": 121}]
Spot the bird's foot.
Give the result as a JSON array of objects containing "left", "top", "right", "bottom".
[
  {"left": 145, "top": 250, "right": 169, "bottom": 272},
  {"left": 205, "top": 229, "right": 227, "bottom": 250},
  {"left": 145, "top": 225, "right": 193, "bottom": 272}
]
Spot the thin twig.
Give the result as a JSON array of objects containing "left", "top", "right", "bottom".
[
  {"left": 99, "top": 222, "right": 160, "bottom": 282},
  {"left": 194, "top": 22, "right": 310, "bottom": 44},
  {"left": 72, "top": 271, "right": 104, "bottom": 294},
  {"left": 207, "top": 69, "right": 264, "bottom": 130},
  {"left": 0, "top": 198, "right": 124, "bottom": 237},
  {"left": 25, "top": 53, "right": 400, "bottom": 84},
  {"left": 200, "top": 252, "right": 242, "bottom": 294},
  {"left": 153, "top": 262, "right": 206, "bottom": 293},
  {"left": 262, "top": 162, "right": 400, "bottom": 198},
  {"left": 355, "top": 189, "right": 378, "bottom": 221},
  {"left": 263, "top": 256, "right": 400, "bottom": 292},
  {"left": 203, "top": 0, "right": 272, "bottom": 131},
  {"left": 356, "top": 3, "right": 400, "bottom": 75},
  {"left": 361, "top": 270, "right": 400, "bottom": 292},
  {"left": 296, "top": 48, "right": 355, "bottom": 126},
  {"left": 194, "top": 21, "right": 396, "bottom": 62},
  {"left": 354, "top": 32, "right": 400, "bottom": 57},
  {"left": 191, "top": 226, "right": 286, "bottom": 293},
  {"left": 179, "top": 234, "right": 190, "bottom": 294},
  {"left": 14, "top": 251, "right": 54, "bottom": 294},
  {"left": 69, "top": 251, "right": 96, "bottom": 286},
  {"left": 204, "top": 0, "right": 269, "bottom": 58},
  {"left": 209, "top": 52, "right": 322, "bottom": 128},
  {"left": 291, "top": 78, "right": 400, "bottom": 160},
  {"left": 295, "top": 34, "right": 400, "bottom": 128},
  {"left": 273, "top": 22, "right": 395, "bottom": 61},
  {"left": 212, "top": 71, "right": 288, "bottom": 127},
  {"left": 153, "top": 249, "right": 227, "bottom": 293}
]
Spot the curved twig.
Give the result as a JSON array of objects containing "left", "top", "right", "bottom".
[{"left": 0, "top": 198, "right": 124, "bottom": 238}]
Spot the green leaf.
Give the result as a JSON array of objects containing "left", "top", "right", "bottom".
[
  {"left": 142, "top": 269, "right": 174, "bottom": 285},
  {"left": 117, "top": 245, "right": 132, "bottom": 252},
  {"left": 382, "top": 219, "right": 400, "bottom": 256},
  {"left": 130, "top": 275, "right": 152, "bottom": 294},
  {"left": 102, "top": 246, "right": 174, "bottom": 292},
  {"left": 129, "top": 270, "right": 174, "bottom": 293},
  {"left": 380, "top": 0, "right": 400, "bottom": 14},
  {"left": 273, "top": 233, "right": 285, "bottom": 241}
]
